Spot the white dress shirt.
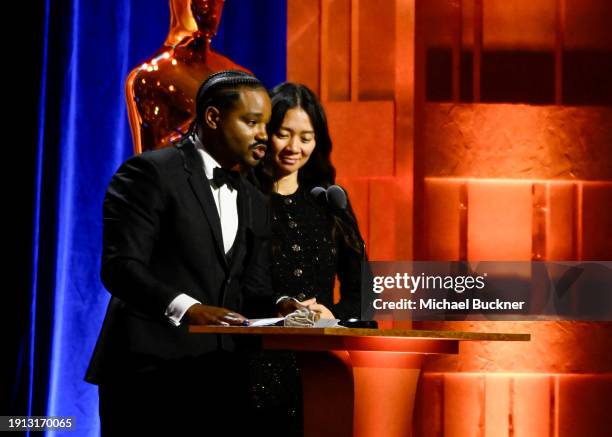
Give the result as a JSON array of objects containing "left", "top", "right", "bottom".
[{"left": 164, "top": 135, "right": 239, "bottom": 326}]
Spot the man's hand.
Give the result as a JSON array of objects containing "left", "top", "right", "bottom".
[
  {"left": 183, "top": 303, "right": 247, "bottom": 326},
  {"left": 276, "top": 297, "right": 306, "bottom": 316}
]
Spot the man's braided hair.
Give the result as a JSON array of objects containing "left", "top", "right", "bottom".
[{"left": 189, "top": 70, "right": 266, "bottom": 134}]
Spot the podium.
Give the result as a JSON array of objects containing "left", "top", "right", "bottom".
[{"left": 190, "top": 326, "right": 529, "bottom": 437}]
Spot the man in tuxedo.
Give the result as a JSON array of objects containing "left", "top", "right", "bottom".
[{"left": 86, "top": 70, "right": 274, "bottom": 435}]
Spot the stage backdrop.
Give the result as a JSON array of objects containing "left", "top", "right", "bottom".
[{"left": 27, "top": 1, "right": 285, "bottom": 435}]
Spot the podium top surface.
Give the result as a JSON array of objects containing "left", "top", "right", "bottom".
[{"left": 189, "top": 325, "right": 530, "bottom": 341}]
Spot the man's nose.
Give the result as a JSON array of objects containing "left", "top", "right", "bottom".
[{"left": 255, "top": 123, "right": 268, "bottom": 142}]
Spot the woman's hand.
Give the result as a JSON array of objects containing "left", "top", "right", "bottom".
[{"left": 303, "top": 298, "right": 335, "bottom": 319}]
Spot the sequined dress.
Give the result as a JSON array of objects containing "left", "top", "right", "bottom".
[{"left": 248, "top": 187, "right": 364, "bottom": 435}]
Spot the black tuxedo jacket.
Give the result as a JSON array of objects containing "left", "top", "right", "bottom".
[{"left": 86, "top": 137, "right": 273, "bottom": 384}]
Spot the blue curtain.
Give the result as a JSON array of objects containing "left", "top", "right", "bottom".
[{"left": 25, "top": 1, "right": 286, "bottom": 435}]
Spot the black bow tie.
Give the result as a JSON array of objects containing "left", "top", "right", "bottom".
[{"left": 212, "top": 167, "right": 240, "bottom": 190}]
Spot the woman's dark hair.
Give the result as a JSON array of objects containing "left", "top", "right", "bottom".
[{"left": 257, "top": 82, "right": 364, "bottom": 256}]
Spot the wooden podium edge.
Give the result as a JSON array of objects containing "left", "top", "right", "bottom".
[{"left": 188, "top": 325, "right": 530, "bottom": 341}]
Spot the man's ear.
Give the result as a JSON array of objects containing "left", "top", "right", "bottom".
[{"left": 204, "top": 106, "right": 221, "bottom": 129}]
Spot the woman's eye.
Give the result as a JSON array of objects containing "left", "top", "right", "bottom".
[
  {"left": 301, "top": 137, "right": 313, "bottom": 143},
  {"left": 247, "top": 120, "right": 257, "bottom": 126},
  {"left": 276, "top": 133, "right": 289, "bottom": 139}
]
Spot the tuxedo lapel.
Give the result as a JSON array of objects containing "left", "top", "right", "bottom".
[{"left": 176, "top": 138, "right": 228, "bottom": 269}]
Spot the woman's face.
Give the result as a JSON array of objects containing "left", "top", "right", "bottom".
[{"left": 270, "top": 107, "right": 316, "bottom": 178}]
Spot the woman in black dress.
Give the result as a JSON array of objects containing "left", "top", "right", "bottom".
[{"left": 248, "top": 82, "right": 368, "bottom": 435}]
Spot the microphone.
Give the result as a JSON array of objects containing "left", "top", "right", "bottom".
[
  {"left": 309, "top": 186, "right": 327, "bottom": 206},
  {"left": 310, "top": 186, "right": 327, "bottom": 199},
  {"left": 310, "top": 185, "right": 348, "bottom": 210},
  {"left": 312, "top": 184, "right": 367, "bottom": 257},
  {"left": 326, "top": 185, "right": 347, "bottom": 211},
  {"left": 326, "top": 185, "right": 366, "bottom": 254}
]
